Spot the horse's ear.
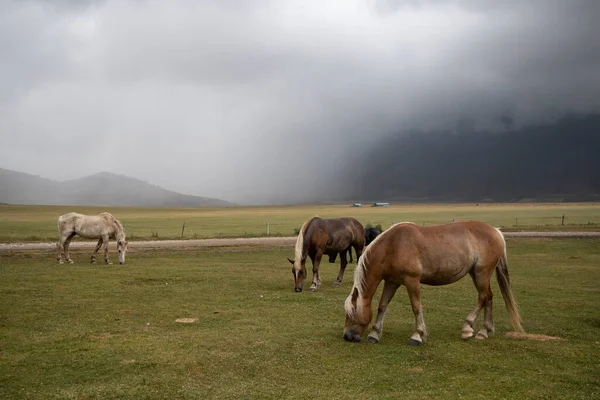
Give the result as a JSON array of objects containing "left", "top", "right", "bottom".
[{"left": 287, "top": 257, "right": 295, "bottom": 265}]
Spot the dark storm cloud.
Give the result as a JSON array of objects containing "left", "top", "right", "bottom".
[{"left": 0, "top": 0, "right": 599, "bottom": 204}]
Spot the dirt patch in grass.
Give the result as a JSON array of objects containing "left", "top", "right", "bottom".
[
  {"left": 119, "top": 359, "right": 136, "bottom": 365},
  {"left": 505, "top": 332, "right": 566, "bottom": 341},
  {"left": 175, "top": 318, "right": 198, "bottom": 323}
]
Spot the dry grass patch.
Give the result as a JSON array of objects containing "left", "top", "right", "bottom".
[{"left": 505, "top": 332, "right": 567, "bottom": 341}]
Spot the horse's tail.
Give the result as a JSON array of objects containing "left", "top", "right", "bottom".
[{"left": 495, "top": 233, "right": 524, "bottom": 333}]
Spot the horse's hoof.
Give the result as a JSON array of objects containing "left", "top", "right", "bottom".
[
  {"left": 68, "top": 260, "right": 74, "bottom": 264},
  {"left": 475, "top": 333, "right": 487, "bottom": 340},
  {"left": 106, "top": 261, "right": 113, "bottom": 265},
  {"left": 59, "top": 261, "right": 64, "bottom": 265},
  {"left": 367, "top": 336, "right": 379, "bottom": 344},
  {"left": 408, "top": 339, "right": 422, "bottom": 346},
  {"left": 90, "top": 260, "right": 97, "bottom": 264},
  {"left": 332, "top": 281, "right": 342, "bottom": 287},
  {"left": 461, "top": 331, "right": 474, "bottom": 340},
  {"left": 308, "top": 286, "right": 317, "bottom": 292}
]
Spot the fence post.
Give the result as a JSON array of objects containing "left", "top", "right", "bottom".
[
  {"left": 515, "top": 218, "right": 518, "bottom": 226},
  {"left": 181, "top": 222, "right": 186, "bottom": 237},
  {"left": 562, "top": 215, "right": 565, "bottom": 226},
  {"left": 266, "top": 222, "right": 270, "bottom": 236}
]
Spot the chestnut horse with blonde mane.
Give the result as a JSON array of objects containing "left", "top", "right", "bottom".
[
  {"left": 56, "top": 212, "right": 128, "bottom": 265},
  {"left": 288, "top": 216, "right": 365, "bottom": 292},
  {"left": 343, "top": 221, "right": 524, "bottom": 345}
]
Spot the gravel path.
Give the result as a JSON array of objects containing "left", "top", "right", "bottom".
[{"left": 1, "top": 231, "right": 599, "bottom": 252}]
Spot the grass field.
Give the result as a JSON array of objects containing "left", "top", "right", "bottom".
[
  {"left": 1, "top": 238, "right": 599, "bottom": 399},
  {"left": 1, "top": 203, "right": 600, "bottom": 243}
]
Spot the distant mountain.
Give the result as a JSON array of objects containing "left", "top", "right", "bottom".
[{"left": 0, "top": 169, "right": 235, "bottom": 207}]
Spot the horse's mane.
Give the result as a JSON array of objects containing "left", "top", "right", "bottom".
[
  {"left": 100, "top": 212, "right": 125, "bottom": 236},
  {"left": 344, "top": 222, "right": 407, "bottom": 319},
  {"left": 293, "top": 216, "right": 319, "bottom": 269}
]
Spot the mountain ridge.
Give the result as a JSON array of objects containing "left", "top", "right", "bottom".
[{"left": 0, "top": 169, "right": 235, "bottom": 207}]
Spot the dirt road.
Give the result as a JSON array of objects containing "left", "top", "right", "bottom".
[{"left": 1, "top": 231, "right": 599, "bottom": 252}]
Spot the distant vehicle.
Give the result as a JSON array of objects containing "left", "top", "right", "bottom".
[
  {"left": 372, "top": 202, "right": 389, "bottom": 207},
  {"left": 351, "top": 203, "right": 362, "bottom": 207}
]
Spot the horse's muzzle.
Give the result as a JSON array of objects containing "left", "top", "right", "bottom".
[
  {"left": 343, "top": 328, "right": 362, "bottom": 343},
  {"left": 295, "top": 287, "right": 302, "bottom": 292}
]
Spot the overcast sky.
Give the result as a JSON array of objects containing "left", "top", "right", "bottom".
[{"left": 1, "top": 0, "right": 599, "bottom": 204}]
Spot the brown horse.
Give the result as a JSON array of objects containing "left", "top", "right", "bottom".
[
  {"left": 288, "top": 216, "right": 365, "bottom": 292},
  {"left": 343, "top": 221, "right": 524, "bottom": 345}
]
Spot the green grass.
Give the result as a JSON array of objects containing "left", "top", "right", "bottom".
[
  {"left": 1, "top": 239, "right": 599, "bottom": 399},
  {"left": 1, "top": 203, "right": 600, "bottom": 243}
]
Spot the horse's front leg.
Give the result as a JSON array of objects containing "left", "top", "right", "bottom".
[
  {"left": 90, "top": 239, "right": 103, "bottom": 264},
  {"left": 367, "top": 280, "right": 401, "bottom": 343},
  {"left": 64, "top": 234, "right": 75, "bottom": 264},
  {"left": 405, "top": 277, "right": 427, "bottom": 346},
  {"left": 102, "top": 236, "right": 112, "bottom": 264},
  {"left": 309, "top": 252, "right": 323, "bottom": 291},
  {"left": 333, "top": 250, "right": 348, "bottom": 286}
]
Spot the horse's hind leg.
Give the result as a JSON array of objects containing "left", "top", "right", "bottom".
[
  {"left": 56, "top": 242, "right": 64, "bottom": 264},
  {"left": 462, "top": 268, "right": 494, "bottom": 340},
  {"left": 333, "top": 250, "right": 348, "bottom": 286},
  {"left": 90, "top": 239, "right": 102, "bottom": 264},
  {"left": 405, "top": 276, "right": 427, "bottom": 345},
  {"left": 367, "top": 280, "right": 400, "bottom": 343},
  {"left": 476, "top": 278, "right": 494, "bottom": 340}
]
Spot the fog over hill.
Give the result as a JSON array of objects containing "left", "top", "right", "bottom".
[
  {"left": 324, "top": 113, "right": 600, "bottom": 204},
  {"left": 0, "top": 169, "right": 235, "bottom": 207},
  {"left": 1, "top": 1, "right": 599, "bottom": 205}
]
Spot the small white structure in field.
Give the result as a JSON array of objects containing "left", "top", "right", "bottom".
[{"left": 372, "top": 202, "right": 390, "bottom": 207}]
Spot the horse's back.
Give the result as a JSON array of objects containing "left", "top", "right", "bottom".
[
  {"left": 58, "top": 212, "right": 83, "bottom": 227},
  {"left": 307, "top": 217, "right": 363, "bottom": 252},
  {"left": 378, "top": 221, "right": 504, "bottom": 284}
]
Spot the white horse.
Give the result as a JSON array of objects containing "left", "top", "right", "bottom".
[{"left": 56, "top": 212, "right": 128, "bottom": 265}]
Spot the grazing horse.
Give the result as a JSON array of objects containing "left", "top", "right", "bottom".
[
  {"left": 343, "top": 221, "right": 524, "bottom": 345},
  {"left": 365, "top": 227, "right": 381, "bottom": 246},
  {"left": 288, "top": 216, "right": 365, "bottom": 292},
  {"left": 56, "top": 212, "right": 128, "bottom": 265}
]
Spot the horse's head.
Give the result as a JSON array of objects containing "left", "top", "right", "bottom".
[
  {"left": 287, "top": 257, "right": 307, "bottom": 292},
  {"left": 343, "top": 286, "right": 371, "bottom": 342},
  {"left": 117, "top": 239, "right": 128, "bottom": 264}
]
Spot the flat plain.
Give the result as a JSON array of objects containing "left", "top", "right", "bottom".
[
  {"left": 1, "top": 237, "right": 599, "bottom": 399},
  {"left": 1, "top": 202, "right": 600, "bottom": 243}
]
